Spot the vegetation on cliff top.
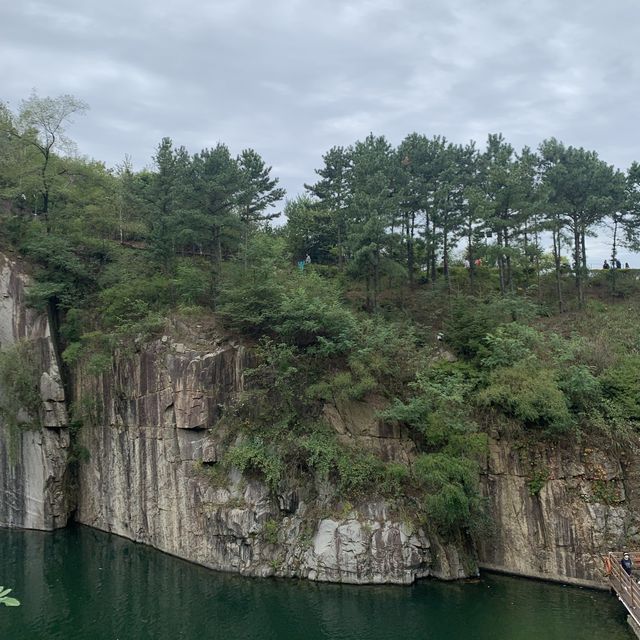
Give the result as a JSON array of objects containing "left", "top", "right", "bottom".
[{"left": 1, "top": 92, "right": 640, "bottom": 538}]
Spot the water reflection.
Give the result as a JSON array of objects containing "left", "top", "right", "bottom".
[{"left": 0, "top": 525, "right": 633, "bottom": 640}]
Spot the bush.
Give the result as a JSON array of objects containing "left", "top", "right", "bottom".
[
  {"left": 273, "top": 272, "right": 357, "bottom": 355},
  {"left": 172, "top": 261, "right": 211, "bottom": 307},
  {"left": 382, "top": 361, "right": 480, "bottom": 448},
  {"left": 98, "top": 276, "right": 172, "bottom": 329},
  {"left": 413, "top": 452, "right": 481, "bottom": 534},
  {"left": 600, "top": 356, "right": 640, "bottom": 420},
  {"left": 445, "top": 296, "right": 539, "bottom": 361},
  {"left": 225, "top": 437, "right": 284, "bottom": 490},
  {"left": 480, "top": 323, "right": 542, "bottom": 369},
  {"left": 335, "top": 448, "right": 385, "bottom": 497},
  {"left": 480, "top": 364, "right": 573, "bottom": 433},
  {"left": 559, "top": 365, "right": 602, "bottom": 413},
  {"left": 0, "top": 341, "right": 42, "bottom": 430}
]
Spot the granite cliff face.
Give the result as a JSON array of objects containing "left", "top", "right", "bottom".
[
  {"left": 478, "top": 436, "right": 639, "bottom": 587},
  {"left": 0, "top": 254, "right": 70, "bottom": 530},
  {"left": 1, "top": 253, "right": 639, "bottom": 586},
  {"left": 73, "top": 336, "right": 471, "bottom": 584}
]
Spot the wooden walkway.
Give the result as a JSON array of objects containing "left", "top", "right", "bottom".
[{"left": 604, "top": 552, "right": 640, "bottom": 633}]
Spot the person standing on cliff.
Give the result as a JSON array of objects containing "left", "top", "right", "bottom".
[{"left": 621, "top": 552, "right": 633, "bottom": 576}]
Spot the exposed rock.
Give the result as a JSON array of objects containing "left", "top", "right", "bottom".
[
  {"left": 0, "top": 253, "right": 70, "bottom": 530},
  {"left": 478, "top": 435, "right": 639, "bottom": 587},
  {"left": 323, "top": 396, "right": 416, "bottom": 464},
  {"left": 3, "top": 250, "right": 639, "bottom": 587},
  {"left": 73, "top": 339, "right": 464, "bottom": 583}
]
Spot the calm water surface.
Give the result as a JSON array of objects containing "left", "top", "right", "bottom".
[{"left": 0, "top": 525, "right": 632, "bottom": 640}]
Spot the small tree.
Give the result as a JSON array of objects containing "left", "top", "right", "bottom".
[{"left": 9, "top": 92, "right": 88, "bottom": 227}]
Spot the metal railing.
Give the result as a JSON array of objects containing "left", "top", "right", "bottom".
[{"left": 604, "top": 552, "right": 640, "bottom": 624}]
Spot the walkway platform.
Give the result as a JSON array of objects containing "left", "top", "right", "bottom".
[{"left": 604, "top": 552, "right": 640, "bottom": 638}]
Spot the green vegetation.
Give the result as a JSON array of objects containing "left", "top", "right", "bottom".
[
  {"left": 1, "top": 91, "right": 640, "bottom": 542},
  {"left": 0, "top": 341, "right": 42, "bottom": 441},
  {"left": 0, "top": 586, "right": 20, "bottom": 607}
]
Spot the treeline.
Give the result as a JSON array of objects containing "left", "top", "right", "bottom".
[
  {"left": 2, "top": 93, "right": 638, "bottom": 317},
  {"left": 292, "top": 133, "right": 640, "bottom": 310},
  {"left": 0, "top": 93, "right": 284, "bottom": 313}
]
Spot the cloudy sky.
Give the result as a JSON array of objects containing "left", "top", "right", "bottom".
[{"left": 2, "top": 0, "right": 639, "bottom": 263}]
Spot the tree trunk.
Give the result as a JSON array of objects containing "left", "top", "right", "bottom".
[
  {"left": 553, "top": 224, "right": 564, "bottom": 313},
  {"left": 611, "top": 217, "right": 619, "bottom": 295},
  {"left": 407, "top": 211, "right": 415, "bottom": 287},
  {"left": 430, "top": 218, "right": 437, "bottom": 283},
  {"left": 573, "top": 223, "right": 584, "bottom": 307},
  {"left": 497, "top": 230, "right": 506, "bottom": 295},
  {"left": 504, "top": 226, "right": 513, "bottom": 293}
]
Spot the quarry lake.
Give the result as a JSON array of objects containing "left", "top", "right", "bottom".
[{"left": 0, "top": 525, "right": 632, "bottom": 640}]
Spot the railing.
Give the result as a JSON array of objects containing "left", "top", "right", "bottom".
[{"left": 604, "top": 552, "right": 640, "bottom": 624}]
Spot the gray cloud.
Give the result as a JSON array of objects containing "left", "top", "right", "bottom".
[{"left": 2, "top": 0, "right": 640, "bottom": 262}]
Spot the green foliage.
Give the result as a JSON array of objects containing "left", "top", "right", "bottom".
[
  {"left": 589, "top": 478, "right": 621, "bottom": 505},
  {"left": 445, "top": 296, "right": 540, "bottom": 361},
  {"left": 262, "top": 519, "right": 280, "bottom": 544},
  {"left": 5, "top": 91, "right": 640, "bottom": 549},
  {"left": 225, "top": 437, "right": 284, "bottom": 490},
  {"left": 413, "top": 453, "right": 482, "bottom": 534},
  {"left": 335, "top": 448, "right": 385, "bottom": 496},
  {"left": 273, "top": 272, "right": 356, "bottom": 355},
  {"left": 0, "top": 586, "right": 20, "bottom": 607},
  {"left": 480, "top": 323, "right": 542, "bottom": 369},
  {"left": 62, "top": 331, "right": 115, "bottom": 370},
  {"left": 600, "top": 356, "right": 640, "bottom": 420},
  {"left": 558, "top": 365, "right": 602, "bottom": 413},
  {"left": 171, "top": 261, "right": 211, "bottom": 307},
  {"left": 299, "top": 429, "right": 340, "bottom": 479},
  {"left": 0, "top": 341, "right": 42, "bottom": 432},
  {"left": 527, "top": 467, "right": 550, "bottom": 496},
  {"left": 382, "top": 361, "right": 481, "bottom": 448},
  {"left": 382, "top": 361, "right": 486, "bottom": 534},
  {"left": 220, "top": 239, "right": 357, "bottom": 355},
  {"left": 480, "top": 364, "right": 573, "bottom": 434}
]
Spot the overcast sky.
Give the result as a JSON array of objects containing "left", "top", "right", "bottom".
[{"left": 2, "top": 0, "right": 639, "bottom": 264}]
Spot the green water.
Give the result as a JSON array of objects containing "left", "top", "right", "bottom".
[{"left": 0, "top": 526, "right": 632, "bottom": 640}]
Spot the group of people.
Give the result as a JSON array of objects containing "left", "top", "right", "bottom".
[{"left": 602, "top": 259, "right": 630, "bottom": 269}]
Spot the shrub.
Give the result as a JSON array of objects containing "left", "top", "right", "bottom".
[
  {"left": 273, "top": 272, "right": 357, "bottom": 355},
  {"left": 172, "top": 261, "right": 211, "bottom": 307},
  {"left": 445, "top": 295, "right": 539, "bottom": 361},
  {"left": 479, "top": 364, "right": 573, "bottom": 433},
  {"left": 0, "top": 341, "right": 42, "bottom": 430},
  {"left": 225, "top": 437, "right": 284, "bottom": 490},
  {"left": 480, "top": 322, "right": 542, "bottom": 369},
  {"left": 600, "top": 356, "right": 640, "bottom": 420},
  {"left": 413, "top": 452, "right": 482, "bottom": 534},
  {"left": 559, "top": 365, "right": 602, "bottom": 413},
  {"left": 336, "top": 449, "right": 385, "bottom": 497},
  {"left": 382, "top": 361, "right": 480, "bottom": 448}
]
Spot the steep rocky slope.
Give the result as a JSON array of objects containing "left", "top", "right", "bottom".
[
  {"left": 0, "top": 253, "right": 70, "bottom": 530},
  {"left": 73, "top": 335, "right": 471, "bottom": 583},
  {"left": 1, "top": 253, "right": 639, "bottom": 587}
]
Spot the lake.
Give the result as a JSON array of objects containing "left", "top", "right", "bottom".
[{"left": 0, "top": 525, "right": 632, "bottom": 639}]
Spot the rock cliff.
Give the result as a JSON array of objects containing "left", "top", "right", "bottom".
[
  {"left": 1, "top": 252, "right": 639, "bottom": 587},
  {"left": 0, "top": 254, "right": 70, "bottom": 530},
  {"left": 478, "top": 435, "right": 639, "bottom": 587},
  {"left": 73, "top": 336, "right": 471, "bottom": 584}
]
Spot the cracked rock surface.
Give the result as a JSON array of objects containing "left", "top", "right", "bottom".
[{"left": 0, "top": 253, "right": 70, "bottom": 530}]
